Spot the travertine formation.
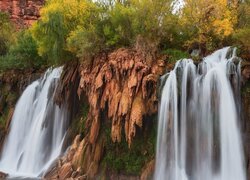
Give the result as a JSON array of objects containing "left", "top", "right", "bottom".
[
  {"left": 44, "top": 48, "right": 165, "bottom": 179},
  {"left": 78, "top": 48, "right": 165, "bottom": 147},
  {"left": 0, "top": 0, "right": 44, "bottom": 27}
]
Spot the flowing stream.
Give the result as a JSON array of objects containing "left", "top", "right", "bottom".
[
  {"left": 0, "top": 67, "right": 69, "bottom": 178},
  {"left": 155, "top": 47, "right": 246, "bottom": 180}
]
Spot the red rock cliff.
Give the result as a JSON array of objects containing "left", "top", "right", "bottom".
[{"left": 0, "top": 0, "right": 44, "bottom": 28}]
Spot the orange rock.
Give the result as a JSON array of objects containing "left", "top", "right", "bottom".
[
  {"left": 58, "top": 163, "right": 73, "bottom": 179},
  {"left": 0, "top": 0, "right": 44, "bottom": 28},
  {"left": 78, "top": 48, "right": 161, "bottom": 147},
  {"left": 140, "top": 159, "right": 155, "bottom": 180}
]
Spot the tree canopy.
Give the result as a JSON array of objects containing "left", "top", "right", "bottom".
[{"left": 0, "top": 0, "right": 249, "bottom": 69}]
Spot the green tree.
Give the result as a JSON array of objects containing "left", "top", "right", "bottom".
[
  {"left": 31, "top": 0, "right": 99, "bottom": 64},
  {"left": 9, "top": 30, "right": 44, "bottom": 68},
  {"left": 0, "top": 12, "right": 15, "bottom": 56},
  {"left": 233, "top": 1, "right": 250, "bottom": 50},
  {"left": 68, "top": 0, "right": 178, "bottom": 59},
  {"left": 0, "top": 29, "right": 44, "bottom": 70},
  {"left": 180, "top": 0, "right": 238, "bottom": 52}
]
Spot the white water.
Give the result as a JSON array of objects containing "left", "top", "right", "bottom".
[
  {"left": 0, "top": 67, "right": 69, "bottom": 178},
  {"left": 155, "top": 47, "right": 246, "bottom": 180}
]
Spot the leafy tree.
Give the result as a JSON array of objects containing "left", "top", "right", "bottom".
[
  {"left": 68, "top": 0, "right": 178, "bottom": 59},
  {"left": 0, "top": 30, "right": 44, "bottom": 70},
  {"left": 31, "top": 0, "right": 99, "bottom": 64},
  {"left": 233, "top": 0, "right": 250, "bottom": 50},
  {"left": 9, "top": 30, "right": 44, "bottom": 68},
  {"left": 180, "top": 0, "right": 238, "bottom": 52},
  {"left": 0, "top": 12, "right": 15, "bottom": 56}
]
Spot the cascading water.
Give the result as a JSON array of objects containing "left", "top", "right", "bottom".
[
  {"left": 155, "top": 47, "right": 246, "bottom": 180},
  {"left": 0, "top": 67, "right": 70, "bottom": 178}
]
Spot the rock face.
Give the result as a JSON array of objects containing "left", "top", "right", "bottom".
[
  {"left": 78, "top": 48, "right": 165, "bottom": 147},
  {"left": 140, "top": 159, "right": 155, "bottom": 180},
  {"left": 45, "top": 48, "right": 165, "bottom": 179},
  {"left": 242, "top": 80, "right": 250, "bottom": 179},
  {"left": 0, "top": 171, "right": 7, "bottom": 178},
  {"left": 44, "top": 135, "right": 91, "bottom": 180},
  {"left": 0, "top": 0, "right": 44, "bottom": 28}
]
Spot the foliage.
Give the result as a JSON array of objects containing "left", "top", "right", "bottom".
[
  {"left": 0, "top": 85, "right": 18, "bottom": 129},
  {"left": 31, "top": 0, "right": 99, "bottom": 64},
  {"left": 0, "top": 0, "right": 249, "bottom": 69},
  {"left": 233, "top": 1, "right": 250, "bottom": 49},
  {"left": 69, "top": 102, "right": 89, "bottom": 138},
  {"left": 67, "top": 1, "right": 133, "bottom": 58},
  {"left": 180, "top": 0, "right": 238, "bottom": 51},
  {"left": 242, "top": 78, "right": 250, "bottom": 95},
  {"left": 0, "top": 12, "right": 15, "bottom": 56},
  {"left": 9, "top": 30, "right": 44, "bottom": 67},
  {"left": 102, "top": 116, "right": 157, "bottom": 175},
  {"left": 0, "top": 30, "right": 44, "bottom": 70},
  {"left": 162, "top": 49, "right": 189, "bottom": 63}
]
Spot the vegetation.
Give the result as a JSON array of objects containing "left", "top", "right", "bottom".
[
  {"left": 162, "top": 49, "right": 189, "bottom": 63},
  {"left": 102, "top": 117, "right": 157, "bottom": 175},
  {"left": 0, "top": 0, "right": 249, "bottom": 70},
  {"left": 0, "top": 12, "right": 44, "bottom": 70},
  {"left": 0, "top": 12, "right": 15, "bottom": 56},
  {"left": 233, "top": 1, "right": 250, "bottom": 50},
  {"left": 0, "top": 31, "right": 44, "bottom": 70},
  {"left": 0, "top": 0, "right": 249, "bottom": 177},
  {"left": 180, "top": 0, "right": 238, "bottom": 51},
  {"left": 0, "top": 85, "right": 18, "bottom": 129}
]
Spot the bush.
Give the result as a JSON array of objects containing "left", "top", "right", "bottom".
[
  {"left": 31, "top": 0, "right": 99, "bottom": 64},
  {"left": 0, "top": 30, "right": 44, "bottom": 70},
  {"left": 162, "top": 49, "right": 189, "bottom": 63},
  {"left": 67, "top": 0, "right": 179, "bottom": 59},
  {"left": 0, "top": 12, "right": 15, "bottom": 56},
  {"left": 233, "top": 2, "right": 250, "bottom": 50},
  {"left": 9, "top": 30, "right": 44, "bottom": 67},
  {"left": 102, "top": 116, "right": 157, "bottom": 175}
]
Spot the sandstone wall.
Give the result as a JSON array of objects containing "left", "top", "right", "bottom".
[{"left": 0, "top": 0, "right": 44, "bottom": 28}]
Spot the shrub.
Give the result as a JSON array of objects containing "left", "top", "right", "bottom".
[
  {"left": 102, "top": 115, "right": 157, "bottom": 175},
  {"left": 0, "top": 30, "right": 44, "bottom": 70},
  {"left": 31, "top": 0, "right": 99, "bottom": 64},
  {"left": 67, "top": 0, "right": 178, "bottom": 59},
  {"left": 162, "top": 49, "right": 189, "bottom": 63},
  {"left": 0, "top": 12, "right": 15, "bottom": 56}
]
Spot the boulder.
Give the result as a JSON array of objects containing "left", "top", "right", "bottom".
[{"left": 0, "top": 171, "right": 7, "bottom": 179}]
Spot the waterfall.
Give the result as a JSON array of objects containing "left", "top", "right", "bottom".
[
  {"left": 0, "top": 67, "right": 70, "bottom": 178},
  {"left": 155, "top": 47, "right": 246, "bottom": 180}
]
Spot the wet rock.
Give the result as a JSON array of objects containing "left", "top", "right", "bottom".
[
  {"left": 140, "top": 159, "right": 155, "bottom": 180},
  {"left": 241, "top": 77, "right": 250, "bottom": 179},
  {"left": 242, "top": 64, "right": 250, "bottom": 82},
  {"left": 78, "top": 48, "right": 163, "bottom": 146},
  {"left": 58, "top": 163, "right": 73, "bottom": 179},
  {"left": 0, "top": 171, "right": 7, "bottom": 178},
  {"left": 45, "top": 48, "right": 164, "bottom": 179},
  {"left": 109, "top": 173, "right": 140, "bottom": 180}
]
